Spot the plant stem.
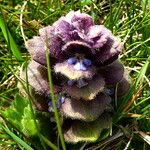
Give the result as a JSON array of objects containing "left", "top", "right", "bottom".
[{"left": 45, "top": 35, "right": 66, "bottom": 150}]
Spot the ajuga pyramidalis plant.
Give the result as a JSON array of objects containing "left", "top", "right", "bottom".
[{"left": 20, "top": 11, "right": 130, "bottom": 143}]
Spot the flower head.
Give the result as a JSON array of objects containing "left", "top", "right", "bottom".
[
  {"left": 27, "top": 11, "right": 122, "bottom": 65},
  {"left": 21, "top": 10, "right": 130, "bottom": 143}
]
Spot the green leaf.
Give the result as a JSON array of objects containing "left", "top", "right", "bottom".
[
  {"left": 2, "top": 94, "right": 37, "bottom": 136},
  {"left": 3, "top": 94, "right": 28, "bottom": 123},
  {"left": 0, "top": 9, "right": 23, "bottom": 61},
  {"left": 13, "top": 94, "right": 28, "bottom": 116},
  {"left": 3, "top": 109, "right": 22, "bottom": 130},
  {"left": 81, "top": 0, "right": 92, "bottom": 6},
  {"left": 21, "top": 105, "right": 38, "bottom": 136}
]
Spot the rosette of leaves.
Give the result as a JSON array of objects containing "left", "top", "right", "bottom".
[{"left": 20, "top": 11, "right": 130, "bottom": 143}]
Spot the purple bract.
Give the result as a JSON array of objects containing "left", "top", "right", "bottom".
[{"left": 26, "top": 11, "right": 123, "bottom": 66}]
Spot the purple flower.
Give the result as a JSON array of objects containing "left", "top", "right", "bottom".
[
  {"left": 20, "top": 10, "right": 130, "bottom": 143},
  {"left": 48, "top": 96, "right": 65, "bottom": 112},
  {"left": 26, "top": 11, "right": 122, "bottom": 66}
]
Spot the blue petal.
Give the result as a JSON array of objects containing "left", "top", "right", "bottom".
[
  {"left": 74, "top": 62, "right": 87, "bottom": 71},
  {"left": 83, "top": 59, "right": 92, "bottom": 66},
  {"left": 106, "top": 88, "right": 115, "bottom": 96},
  {"left": 48, "top": 101, "right": 53, "bottom": 112},
  {"left": 60, "top": 97, "right": 65, "bottom": 103},
  {"left": 67, "top": 57, "right": 77, "bottom": 65},
  {"left": 48, "top": 101, "right": 52, "bottom": 106}
]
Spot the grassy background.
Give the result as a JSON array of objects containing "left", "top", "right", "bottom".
[{"left": 0, "top": 0, "right": 150, "bottom": 149}]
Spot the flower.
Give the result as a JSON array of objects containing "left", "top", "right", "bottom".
[
  {"left": 26, "top": 10, "right": 122, "bottom": 65},
  {"left": 20, "top": 10, "right": 130, "bottom": 143}
]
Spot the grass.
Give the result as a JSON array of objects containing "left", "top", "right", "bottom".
[{"left": 0, "top": 0, "right": 150, "bottom": 149}]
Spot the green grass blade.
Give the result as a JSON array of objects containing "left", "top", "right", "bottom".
[
  {"left": 40, "top": 134, "right": 58, "bottom": 150},
  {"left": 45, "top": 38, "right": 66, "bottom": 150},
  {"left": 0, "top": 9, "right": 23, "bottom": 61},
  {"left": 2, "top": 126, "right": 33, "bottom": 150},
  {"left": 24, "top": 62, "right": 47, "bottom": 150},
  {"left": 135, "top": 56, "right": 150, "bottom": 88}
]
